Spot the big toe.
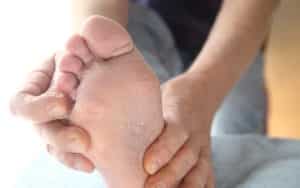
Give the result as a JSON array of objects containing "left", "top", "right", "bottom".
[{"left": 80, "top": 15, "right": 134, "bottom": 59}]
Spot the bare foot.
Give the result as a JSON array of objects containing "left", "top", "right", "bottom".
[{"left": 52, "top": 16, "right": 164, "bottom": 188}]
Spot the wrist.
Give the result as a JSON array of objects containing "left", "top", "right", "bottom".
[
  {"left": 184, "top": 55, "right": 249, "bottom": 110},
  {"left": 177, "top": 71, "right": 224, "bottom": 114},
  {"left": 162, "top": 73, "right": 217, "bottom": 132}
]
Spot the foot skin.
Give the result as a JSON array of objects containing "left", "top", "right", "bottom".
[{"left": 52, "top": 16, "right": 164, "bottom": 188}]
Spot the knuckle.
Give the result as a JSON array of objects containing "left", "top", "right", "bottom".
[
  {"left": 170, "top": 125, "right": 189, "bottom": 145},
  {"left": 185, "top": 146, "right": 199, "bottom": 166},
  {"left": 179, "top": 129, "right": 189, "bottom": 143},
  {"left": 168, "top": 166, "right": 180, "bottom": 180},
  {"left": 153, "top": 132, "right": 189, "bottom": 162},
  {"left": 161, "top": 143, "right": 175, "bottom": 160},
  {"left": 153, "top": 140, "right": 174, "bottom": 160},
  {"left": 150, "top": 146, "right": 172, "bottom": 168}
]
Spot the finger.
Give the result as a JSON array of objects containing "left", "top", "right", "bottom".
[
  {"left": 206, "top": 172, "right": 215, "bottom": 188},
  {"left": 145, "top": 141, "right": 198, "bottom": 188},
  {"left": 48, "top": 146, "right": 95, "bottom": 173},
  {"left": 144, "top": 121, "right": 189, "bottom": 174},
  {"left": 10, "top": 56, "right": 72, "bottom": 123},
  {"left": 38, "top": 121, "right": 90, "bottom": 154},
  {"left": 180, "top": 159, "right": 209, "bottom": 188}
]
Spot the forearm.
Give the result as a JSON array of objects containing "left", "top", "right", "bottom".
[
  {"left": 71, "top": 0, "right": 129, "bottom": 31},
  {"left": 186, "top": 0, "right": 280, "bottom": 109}
]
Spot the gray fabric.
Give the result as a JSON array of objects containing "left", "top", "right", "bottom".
[
  {"left": 212, "top": 135, "right": 300, "bottom": 188},
  {"left": 212, "top": 54, "right": 267, "bottom": 136},
  {"left": 128, "top": 4, "right": 183, "bottom": 83},
  {"left": 15, "top": 3, "right": 300, "bottom": 188}
]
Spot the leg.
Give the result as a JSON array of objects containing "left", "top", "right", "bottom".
[{"left": 212, "top": 54, "right": 267, "bottom": 136}]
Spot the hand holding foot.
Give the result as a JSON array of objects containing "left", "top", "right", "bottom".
[{"left": 144, "top": 74, "right": 215, "bottom": 188}]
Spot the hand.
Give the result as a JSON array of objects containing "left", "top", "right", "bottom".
[
  {"left": 10, "top": 55, "right": 95, "bottom": 172},
  {"left": 144, "top": 73, "right": 216, "bottom": 188}
]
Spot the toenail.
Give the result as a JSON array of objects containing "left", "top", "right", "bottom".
[
  {"left": 47, "top": 91, "right": 65, "bottom": 99},
  {"left": 73, "top": 161, "right": 90, "bottom": 172},
  {"left": 74, "top": 161, "right": 83, "bottom": 171},
  {"left": 49, "top": 105, "right": 67, "bottom": 119},
  {"left": 66, "top": 131, "right": 87, "bottom": 152}
]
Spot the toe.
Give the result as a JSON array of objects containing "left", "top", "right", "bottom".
[
  {"left": 81, "top": 15, "right": 134, "bottom": 59},
  {"left": 65, "top": 34, "right": 95, "bottom": 64},
  {"left": 40, "top": 121, "right": 90, "bottom": 154},
  {"left": 48, "top": 148, "right": 95, "bottom": 173},
  {"left": 56, "top": 52, "right": 83, "bottom": 77},
  {"left": 52, "top": 72, "right": 78, "bottom": 96},
  {"left": 10, "top": 55, "right": 72, "bottom": 122}
]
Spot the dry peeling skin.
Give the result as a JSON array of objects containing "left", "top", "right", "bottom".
[{"left": 66, "top": 16, "right": 164, "bottom": 188}]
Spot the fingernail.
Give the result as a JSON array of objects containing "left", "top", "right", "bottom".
[{"left": 146, "top": 160, "right": 160, "bottom": 175}]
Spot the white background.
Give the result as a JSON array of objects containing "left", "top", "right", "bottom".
[{"left": 0, "top": 1, "right": 72, "bottom": 187}]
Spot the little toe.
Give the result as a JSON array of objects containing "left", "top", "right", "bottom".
[{"left": 81, "top": 15, "right": 134, "bottom": 60}]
